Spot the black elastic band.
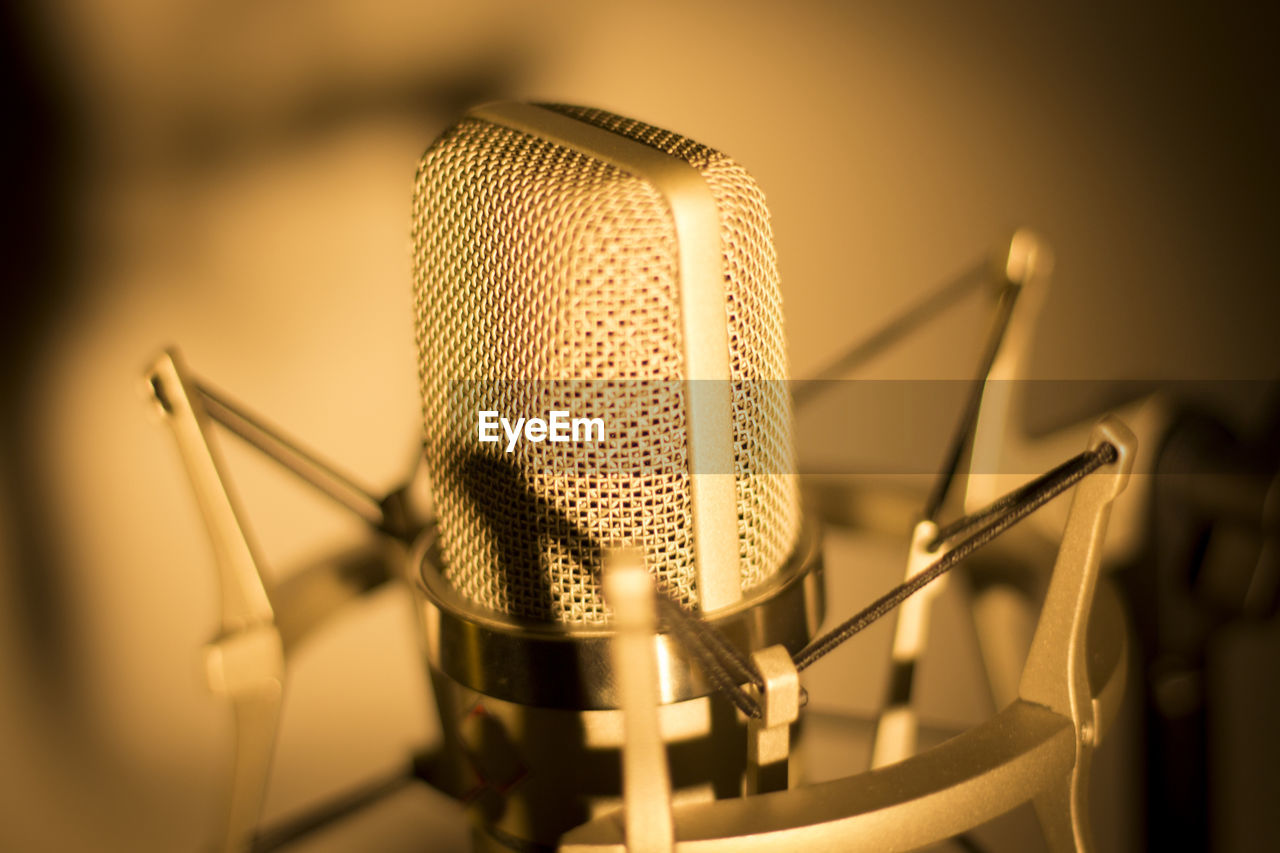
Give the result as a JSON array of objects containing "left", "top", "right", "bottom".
[
  {"left": 792, "top": 443, "right": 1117, "bottom": 672},
  {"left": 656, "top": 595, "right": 762, "bottom": 689},
  {"left": 655, "top": 594, "right": 761, "bottom": 718}
]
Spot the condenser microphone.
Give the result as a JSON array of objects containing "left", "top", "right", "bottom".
[
  {"left": 409, "top": 102, "right": 824, "bottom": 849},
  {"left": 146, "top": 100, "right": 1139, "bottom": 853}
]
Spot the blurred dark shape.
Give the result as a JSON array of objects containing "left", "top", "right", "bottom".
[
  {"left": 0, "top": 1, "right": 88, "bottom": 702},
  {"left": 1124, "top": 389, "right": 1280, "bottom": 851}
]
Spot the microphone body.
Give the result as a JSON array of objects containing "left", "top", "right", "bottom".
[{"left": 410, "top": 102, "right": 823, "bottom": 849}]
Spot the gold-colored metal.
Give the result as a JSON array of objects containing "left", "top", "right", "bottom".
[
  {"left": 745, "top": 645, "right": 799, "bottom": 795},
  {"left": 147, "top": 350, "right": 274, "bottom": 633},
  {"left": 559, "top": 416, "right": 1136, "bottom": 852},
  {"left": 146, "top": 349, "right": 282, "bottom": 853},
  {"left": 413, "top": 102, "right": 800, "bottom": 624},
  {"left": 420, "top": 537, "right": 814, "bottom": 850},
  {"left": 472, "top": 101, "right": 741, "bottom": 612},
  {"left": 1019, "top": 416, "right": 1135, "bottom": 852},
  {"left": 426, "top": 654, "right": 739, "bottom": 850},
  {"left": 151, "top": 98, "right": 1146, "bottom": 851},
  {"left": 561, "top": 700, "right": 1077, "bottom": 853},
  {"left": 412, "top": 524, "right": 824, "bottom": 710},
  {"left": 965, "top": 229, "right": 1167, "bottom": 565},
  {"left": 148, "top": 348, "right": 402, "bottom": 853},
  {"left": 604, "top": 551, "right": 675, "bottom": 853},
  {"left": 1086, "top": 581, "right": 1129, "bottom": 746},
  {"left": 870, "top": 519, "right": 941, "bottom": 769},
  {"left": 414, "top": 525, "right": 819, "bottom": 849}
]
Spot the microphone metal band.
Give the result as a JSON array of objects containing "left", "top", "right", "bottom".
[{"left": 411, "top": 523, "right": 824, "bottom": 710}]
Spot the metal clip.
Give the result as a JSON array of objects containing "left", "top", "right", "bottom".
[{"left": 746, "top": 645, "right": 800, "bottom": 795}]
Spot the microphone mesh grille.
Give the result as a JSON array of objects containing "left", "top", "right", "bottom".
[{"left": 413, "top": 106, "right": 799, "bottom": 624}]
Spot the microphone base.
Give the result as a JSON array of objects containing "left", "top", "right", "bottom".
[
  {"left": 429, "top": 667, "right": 747, "bottom": 851},
  {"left": 408, "top": 523, "right": 824, "bottom": 849}
]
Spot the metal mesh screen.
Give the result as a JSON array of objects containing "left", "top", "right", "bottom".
[{"left": 413, "top": 105, "right": 800, "bottom": 624}]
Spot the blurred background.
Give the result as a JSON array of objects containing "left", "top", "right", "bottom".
[{"left": 1, "top": 1, "right": 1276, "bottom": 850}]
